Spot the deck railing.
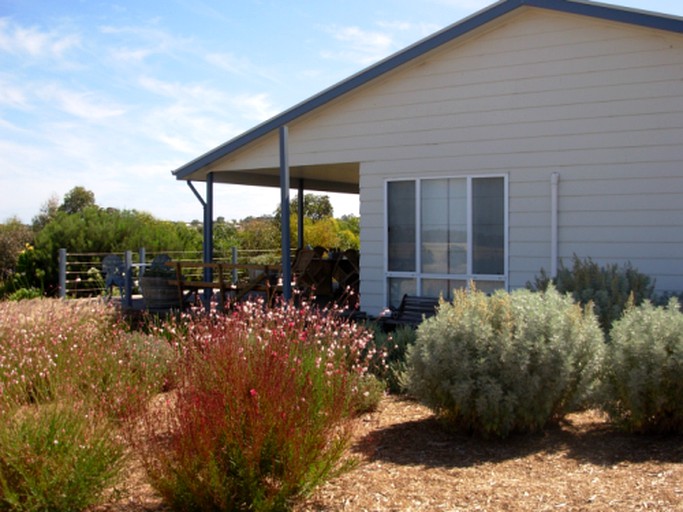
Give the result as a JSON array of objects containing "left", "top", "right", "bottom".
[{"left": 57, "top": 247, "right": 281, "bottom": 305}]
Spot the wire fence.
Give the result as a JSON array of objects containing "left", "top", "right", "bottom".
[{"left": 59, "top": 247, "right": 282, "bottom": 300}]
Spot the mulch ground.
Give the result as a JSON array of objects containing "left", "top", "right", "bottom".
[{"left": 96, "top": 396, "right": 683, "bottom": 512}]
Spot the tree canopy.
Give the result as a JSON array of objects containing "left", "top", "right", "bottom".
[
  {"left": 1, "top": 187, "right": 359, "bottom": 297},
  {"left": 59, "top": 186, "right": 96, "bottom": 214},
  {"left": 274, "top": 193, "right": 334, "bottom": 222}
]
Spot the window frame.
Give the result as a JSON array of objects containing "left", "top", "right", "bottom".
[{"left": 384, "top": 174, "right": 509, "bottom": 305}]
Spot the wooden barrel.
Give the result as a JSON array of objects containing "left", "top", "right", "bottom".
[{"left": 140, "top": 276, "right": 177, "bottom": 310}]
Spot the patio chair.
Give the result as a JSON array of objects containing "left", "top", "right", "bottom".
[
  {"left": 102, "top": 254, "right": 125, "bottom": 300},
  {"left": 292, "top": 248, "right": 333, "bottom": 297}
]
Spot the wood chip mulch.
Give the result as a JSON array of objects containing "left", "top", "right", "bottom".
[
  {"left": 296, "top": 396, "right": 682, "bottom": 512},
  {"left": 96, "top": 396, "right": 683, "bottom": 511}
]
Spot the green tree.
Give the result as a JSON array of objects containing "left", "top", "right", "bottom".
[
  {"left": 288, "top": 216, "right": 359, "bottom": 250},
  {"left": 59, "top": 186, "right": 97, "bottom": 214},
  {"left": 31, "top": 194, "right": 60, "bottom": 231},
  {"left": 275, "top": 193, "right": 334, "bottom": 222},
  {"left": 336, "top": 214, "right": 360, "bottom": 249},
  {"left": 33, "top": 206, "right": 203, "bottom": 295},
  {"left": 213, "top": 217, "right": 239, "bottom": 257},
  {"left": 236, "top": 216, "right": 280, "bottom": 253},
  {"left": 298, "top": 193, "right": 333, "bottom": 221},
  {"left": 0, "top": 217, "right": 33, "bottom": 281}
]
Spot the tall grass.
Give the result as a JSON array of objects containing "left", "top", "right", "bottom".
[
  {"left": 0, "top": 403, "right": 124, "bottom": 512},
  {"left": 132, "top": 298, "right": 380, "bottom": 512},
  {"left": 0, "top": 299, "right": 174, "bottom": 416}
]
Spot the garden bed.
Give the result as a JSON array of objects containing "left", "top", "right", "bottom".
[{"left": 94, "top": 395, "right": 682, "bottom": 511}]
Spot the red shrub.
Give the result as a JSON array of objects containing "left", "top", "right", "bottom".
[{"left": 133, "top": 298, "right": 378, "bottom": 511}]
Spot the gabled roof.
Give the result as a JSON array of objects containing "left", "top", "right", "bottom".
[{"left": 173, "top": 0, "right": 683, "bottom": 181}]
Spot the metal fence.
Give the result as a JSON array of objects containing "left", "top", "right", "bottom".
[{"left": 58, "top": 247, "right": 282, "bottom": 305}]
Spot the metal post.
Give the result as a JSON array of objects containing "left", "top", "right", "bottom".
[
  {"left": 551, "top": 173, "right": 560, "bottom": 279},
  {"left": 124, "top": 250, "right": 133, "bottom": 308},
  {"left": 231, "top": 246, "right": 238, "bottom": 285},
  {"left": 280, "top": 126, "right": 292, "bottom": 300},
  {"left": 139, "top": 247, "right": 146, "bottom": 277},
  {"left": 58, "top": 248, "right": 67, "bottom": 299},
  {"left": 297, "top": 179, "right": 304, "bottom": 250},
  {"left": 204, "top": 172, "right": 214, "bottom": 310}
]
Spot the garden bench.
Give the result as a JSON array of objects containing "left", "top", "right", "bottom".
[{"left": 378, "top": 294, "right": 440, "bottom": 332}]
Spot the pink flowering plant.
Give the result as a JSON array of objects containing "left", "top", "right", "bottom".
[
  {"left": 133, "top": 297, "right": 382, "bottom": 512},
  {"left": 0, "top": 299, "right": 176, "bottom": 511}
]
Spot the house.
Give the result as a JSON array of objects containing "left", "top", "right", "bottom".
[{"left": 173, "top": 0, "right": 683, "bottom": 316}]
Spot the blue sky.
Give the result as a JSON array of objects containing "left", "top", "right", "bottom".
[{"left": 2, "top": 0, "right": 683, "bottom": 224}]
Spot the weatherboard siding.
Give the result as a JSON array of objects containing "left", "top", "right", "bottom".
[
  {"left": 358, "top": 11, "right": 683, "bottom": 310},
  {"left": 209, "top": 7, "right": 683, "bottom": 314},
  {"left": 347, "top": 10, "right": 683, "bottom": 313}
]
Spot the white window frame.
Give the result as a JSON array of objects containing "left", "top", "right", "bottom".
[{"left": 384, "top": 174, "right": 509, "bottom": 304}]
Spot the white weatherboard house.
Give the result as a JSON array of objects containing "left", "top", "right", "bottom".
[{"left": 173, "top": 0, "right": 683, "bottom": 316}]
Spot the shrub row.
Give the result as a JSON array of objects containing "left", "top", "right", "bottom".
[{"left": 403, "top": 286, "right": 683, "bottom": 437}]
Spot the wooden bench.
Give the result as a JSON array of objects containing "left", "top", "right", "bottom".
[
  {"left": 378, "top": 294, "right": 440, "bottom": 332},
  {"left": 168, "top": 261, "right": 282, "bottom": 310}
]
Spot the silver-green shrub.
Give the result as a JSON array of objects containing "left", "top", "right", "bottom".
[
  {"left": 404, "top": 286, "right": 604, "bottom": 438},
  {"left": 528, "top": 255, "right": 655, "bottom": 336},
  {"left": 602, "top": 299, "right": 683, "bottom": 434}
]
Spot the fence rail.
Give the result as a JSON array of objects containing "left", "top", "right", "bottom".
[{"left": 58, "top": 248, "right": 282, "bottom": 305}]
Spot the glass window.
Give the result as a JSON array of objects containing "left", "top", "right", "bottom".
[
  {"left": 472, "top": 177, "right": 505, "bottom": 275},
  {"left": 421, "top": 179, "right": 467, "bottom": 274},
  {"left": 388, "top": 278, "right": 416, "bottom": 307},
  {"left": 387, "top": 181, "right": 415, "bottom": 272},
  {"left": 386, "top": 175, "right": 506, "bottom": 306},
  {"left": 422, "top": 279, "right": 467, "bottom": 302},
  {"left": 472, "top": 280, "right": 506, "bottom": 295}
]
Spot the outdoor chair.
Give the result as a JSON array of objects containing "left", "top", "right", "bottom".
[
  {"left": 101, "top": 254, "right": 125, "bottom": 300},
  {"left": 378, "top": 294, "right": 440, "bottom": 332}
]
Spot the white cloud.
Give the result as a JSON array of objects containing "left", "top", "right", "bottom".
[
  {"left": 35, "top": 83, "right": 127, "bottom": 121},
  {"left": 138, "top": 76, "right": 226, "bottom": 104},
  {"left": 135, "top": 75, "right": 278, "bottom": 151},
  {"left": 99, "top": 23, "right": 194, "bottom": 67},
  {"left": 0, "top": 18, "right": 80, "bottom": 59},
  {"left": 0, "top": 77, "right": 29, "bottom": 109},
  {"left": 205, "top": 52, "right": 253, "bottom": 75},
  {"left": 109, "top": 46, "right": 155, "bottom": 63},
  {"left": 233, "top": 93, "right": 279, "bottom": 122},
  {"left": 138, "top": 103, "right": 244, "bottom": 156},
  {"left": 320, "top": 25, "right": 396, "bottom": 66},
  {"left": 205, "top": 52, "right": 280, "bottom": 83},
  {"left": 376, "top": 20, "right": 443, "bottom": 38},
  {"left": 0, "top": 8, "right": 363, "bottom": 225},
  {"left": 317, "top": 18, "right": 449, "bottom": 67}
]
